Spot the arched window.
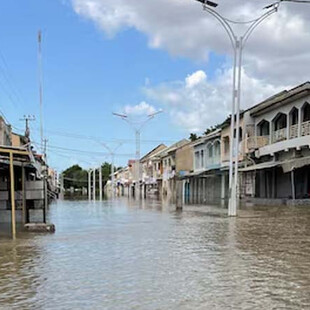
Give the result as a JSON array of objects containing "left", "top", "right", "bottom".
[
  {"left": 290, "top": 107, "right": 298, "bottom": 125},
  {"left": 257, "top": 120, "right": 270, "bottom": 136},
  {"left": 302, "top": 102, "right": 310, "bottom": 122},
  {"left": 273, "top": 113, "right": 287, "bottom": 131}
]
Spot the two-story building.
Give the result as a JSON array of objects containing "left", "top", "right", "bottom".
[
  {"left": 182, "top": 129, "right": 225, "bottom": 205},
  {"left": 241, "top": 82, "right": 310, "bottom": 203}
]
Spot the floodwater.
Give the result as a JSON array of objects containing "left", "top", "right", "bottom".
[{"left": 1, "top": 199, "right": 310, "bottom": 310}]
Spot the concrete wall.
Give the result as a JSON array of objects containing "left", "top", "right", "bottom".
[{"left": 175, "top": 142, "right": 193, "bottom": 174}]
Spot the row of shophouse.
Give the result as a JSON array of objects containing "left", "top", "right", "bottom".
[
  {"left": 113, "top": 81, "right": 310, "bottom": 206},
  {"left": 0, "top": 116, "right": 58, "bottom": 225}
]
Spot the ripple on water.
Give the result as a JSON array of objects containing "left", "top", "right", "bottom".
[{"left": 0, "top": 199, "right": 310, "bottom": 309}]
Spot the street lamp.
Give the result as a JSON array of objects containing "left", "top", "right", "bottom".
[
  {"left": 113, "top": 110, "right": 163, "bottom": 197},
  {"left": 97, "top": 142, "right": 123, "bottom": 199},
  {"left": 194, "top": 0, "right": 280, "bottom": 216}
]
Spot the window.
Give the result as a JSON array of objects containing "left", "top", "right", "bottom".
[{"left": 195, "top": 151, "right": 200, "bottom": 169}]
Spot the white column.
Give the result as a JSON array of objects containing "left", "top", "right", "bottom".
[
  {"left": 286, "top": 113, "right": 290, "bottom": 140},
  {"left": 99, "top": 167, "right": 102, "bottom": 201},
  {"left": 93, "top": 168, "right": 96, "bottom": 201},
  {"left": 269, "top": 121, "right": 273, "bottom": 144},
  {"left": 88, "top": 170, "right": 91, "bottom": 201},
  {"left": 221, "top": 173, "right": 226, "bottom": 202},
  {"left": 298, "top": 107, "right": 302, "bottom": 137}
]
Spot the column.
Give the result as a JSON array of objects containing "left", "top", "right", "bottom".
[
  {"left": 298, "top": 107, "right": 302, "bottom": 137},
  {"left": 221, "top": 173, "right": 226, "bottom": 204},
  {"left": 9, "top": 153, "right": 16, "bottom": 239},
  {"left": 22, "top": 165, "right": 26, "bottom": 224},
  {"left": 269, "top": 121, "right": 273, "bottom": 144},
  {"left": 286, "top": 113, "right": 290, "bottom": 140}
]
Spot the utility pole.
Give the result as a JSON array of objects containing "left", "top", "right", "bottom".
[
  {"left": 113, "top": 110, "right": 162, "bottom": 198},
  {"left": 38, "top": 30, "right": 44, "bottom": 151},
  {"left": 43, "top": 138, "right": 48, "bottom": 223},
  {"left": 20, "top": 115, "right": 35, "bottom": 144}
]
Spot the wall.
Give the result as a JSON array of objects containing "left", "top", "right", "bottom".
[{"left": 175, "top": 142, "right": 193, "bottom": 175}]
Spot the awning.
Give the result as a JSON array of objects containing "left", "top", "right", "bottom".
[
  {"left": 282, "top": 156, "right": 310, "bottom": 173},
  {"left": 239, "top": 161, "right": 279, "bottom": 172}
]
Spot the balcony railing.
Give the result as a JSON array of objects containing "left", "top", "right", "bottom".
[
  {"left": 273, "top": 128, "right": 287, "bottom": 143},
  {"left": 247, "top": 135, "right": 269, "bottom": 150},
  {"left": 290, "top": 124, "right": 298, "bottom": 139},
  {"left": 301, "top": 120, "right": 310, "bottom": 136}
]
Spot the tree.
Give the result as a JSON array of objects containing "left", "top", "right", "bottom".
[
  {"left": 189, "top": 133, "right": 198, "bottom": 142},
  {"left": 62, "top": 165, "right": 88, "bottom": 189},
  {"left": 62, "top": 162, "right": 118, "bottom": 190}
]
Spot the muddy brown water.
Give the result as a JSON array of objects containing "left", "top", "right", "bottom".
[{"left": 0, "top": 199, "right": 310, "bottom": 310}]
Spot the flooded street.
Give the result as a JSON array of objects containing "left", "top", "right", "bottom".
[{"left": 1, "top": 199, "right": 310, "bottom": 310}]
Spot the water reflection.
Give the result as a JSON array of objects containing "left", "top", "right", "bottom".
[{"left": 0, "top": 199, "right": 310, "bottom": 309}]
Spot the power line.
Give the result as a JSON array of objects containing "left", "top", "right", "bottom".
[
  {"left": 27, "top": 125, "right": 175, "bottom": 144},
  {"left": 33, "top": 141, "right": 135, "bottom": 157}
]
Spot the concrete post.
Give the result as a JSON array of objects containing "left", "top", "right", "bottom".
[
  {"left": 286, "top": 113, "right": 290, "bottom": 140},
  {"left": 176, "top": 179, "right": 183, "bottom": 210},
  {"left": 99, "top": 167, "right": 102, "bottom": 201},
  {"left": 298, "top": 107, "right": 302, "bottom": 137},
  {"left": 22, "top": 165, "right": 26, "bottom": 224},
  {"left": 9, "top": 153, "right": 16, "bottom": 239},
  {"left": 93, "top": 168, "right": 96, "bottom": 201},
  {"left": 88, "top": 170, "right": 91, "bottom": 201},
  {"left": 221, "top": 173, "right": 226, "bottom": 205}
]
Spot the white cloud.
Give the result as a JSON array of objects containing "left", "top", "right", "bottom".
[
  {"left": 71, "top": 0, "right": 310, "bottom": 86},
  {"left": 123, "top": 101, "right": 156, "bottom": 116},
  {"left": 185, "top": 70, "right": 207, "bottom": 88},
  {"left": 145, "top": 69, "right": 288, "bottom": 133},
  {"left": 70, "top": 0, "right": 309, "bottom": 132}
]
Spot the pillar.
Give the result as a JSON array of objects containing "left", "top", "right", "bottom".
[
  {"left": 99, "top": 168, "right": 102, "bottom": 201},
  {"left": 286, "top": 113, "right": 290, "bottom": 140},
  {"left": 291, "top": 169, "right": 296, "bottom": 200},
  {"left": 221, "top": 173, "right": 226, "bottom": 204},
  {"left": 9, "top": 153, "right": 16, "bottom": 239},
  {"left": 298, "top": 107, "right": 302, "bottom": 137},
  {"left": 93, "top": 168, "right": 96, "bottom": 201},
  {"left": 22, "top": 165, "right": 26, "bottom": 224}
]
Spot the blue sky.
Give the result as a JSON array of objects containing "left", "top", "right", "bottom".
[
  {"left": 0, "top": 0, "right": 308, "bottom": 171},
  {"left": 0, "top": 0, "right": 225, "bottom": 171}
]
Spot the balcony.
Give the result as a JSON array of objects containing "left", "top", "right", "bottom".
[
  {"left": 290, "top": 124, "right": 298, "bottom": 139},
  {"left": 301, "top": 120, "right": 310, "bottom": 136},
  {"left": 247, "top": 136, "right": 269, "bottom": 150},
  {"left": 273, "top": 128, "right": 287, "bottom": 143}
]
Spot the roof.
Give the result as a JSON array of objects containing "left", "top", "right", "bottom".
[
  {"left": 192, "top": 129, "right": 221, "bottom": 147},
  {"left": 157, "top": 139, "right": 189, "bottom": 158},
  {"left": 140, "top": 143, "right": 167, "bottom": 162},
  {"left": 248, "top": 81, "right": 310, "bottom": 117},
  {"left": 239, "top": 160, "right": 279, "bottom": 172}
]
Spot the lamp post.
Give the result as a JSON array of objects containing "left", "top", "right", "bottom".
[
  {"left": 113, "top": 110, "right": 162, "bottom": 197},
  {"left": 97, "top": 142, "right": 123, "bottom": 199},
  {"left": 194, "top": 0, "right": 280, "bottom": 216}
]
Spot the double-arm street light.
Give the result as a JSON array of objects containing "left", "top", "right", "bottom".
[
  {"left": 194, "top": 0, "right": 281, "bottom": 216},
  {"left": 113, "top": 110, "right": 162, "bottom": 195},
  {"left": 194, "top": 0, "right": 310, "bottom": 216},
  {"left": 97, "top": 142, "right": 123, "bottom": 199}
]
